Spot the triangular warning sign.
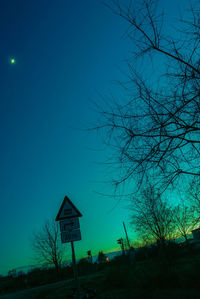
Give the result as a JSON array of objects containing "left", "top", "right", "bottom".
[{"left": 55, "top": 196, "right": 82, "bottom": 221}]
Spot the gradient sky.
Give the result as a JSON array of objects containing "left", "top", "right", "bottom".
[{"left": 0, "top": 0, "right": 189, "bottom": 275}]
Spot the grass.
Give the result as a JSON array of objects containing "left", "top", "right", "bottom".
[{"left": 2, "top": 250, "right": 200, "bottom": 298}]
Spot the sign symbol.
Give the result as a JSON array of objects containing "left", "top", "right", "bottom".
[
  {"left": 60, "top": 218, "right": 80, "bottom": 232},
  {"left": 61, "top": 230, "right": 81, "bottom": 243},
  {"left": 64, "top": 208, "right": 72, "bottom": 215},
  {"left": 55, "top": 196, "right": 82, "bottom": 221}
]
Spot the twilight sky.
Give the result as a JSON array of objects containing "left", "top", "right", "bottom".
[{"left": 0, "top": 0, "right": 189, "bottom": 275}]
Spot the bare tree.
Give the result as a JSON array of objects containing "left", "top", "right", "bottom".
[
  {"left": 173, "top": 202, "right": 195, "bottom": 244},
  {"left": 97, "top": 251, "right": 107, "bottom": 264},
  {"left": 130, "top": 185, "right": 175, "bottom": 245},
  {"left": 96, "top": 0, "right": 200, "bottom": 192},
  {"left": 187, "top": 179, "right": 200, "bottom": 227},
  {"left": 32, "top": 220, "right": 64, "bottom": 275}
]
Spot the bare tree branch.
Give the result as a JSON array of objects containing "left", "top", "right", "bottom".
[{"left": 96, "top": 0, "right": 200, "bottom": 192}]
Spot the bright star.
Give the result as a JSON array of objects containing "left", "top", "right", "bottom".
[{"left": 10, "top": 58, "right": 15, "bottom": 64}]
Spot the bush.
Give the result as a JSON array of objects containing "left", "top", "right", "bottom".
[
  {"left": 105, "top": 264, "right": 132, "bottom": 288},
  {"left": 110, "top": 254, "right": 129, "bottom": 266},
  {"left": 105, "top": 257, "right": 182, "bottom": 290},
  {"left": 77, "top": 258, "right": 94, "bottom": 275}
]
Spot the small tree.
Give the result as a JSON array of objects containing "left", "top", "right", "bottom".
[
  {"left": 130, "top": 185, "right": 175, "bottom": 245},
  {"left": 32, "top": 220, "right": 64, "bottom": 276},
  {"left": 97, "top": 251, "right": 107, "bottom": 264},
  {"left": 78, "top": 258, "right": 93, "bottom": 275},
  {"left": 188, "top": 179, "right": 200, "bottom": 228},
  {"left": 173, "top": 203, "right": 195, "bottom": 244},
  {"left": 8, "top": 269, "right": 17, "bottom": 278}
]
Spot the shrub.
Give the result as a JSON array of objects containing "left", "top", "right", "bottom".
[
  {"left": 78, "top": 258, "right": 94, "bottom": 275},
  {"left": 105, "top": 264, "right": 132, "bottom": 288}
]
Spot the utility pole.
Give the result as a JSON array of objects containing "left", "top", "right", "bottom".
[{"left": 123, "top": 221, "right": 131, "bottom": 250}]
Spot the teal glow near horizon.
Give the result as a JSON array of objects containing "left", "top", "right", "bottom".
[{"left": 0, "top": 0, "right": 189, "bottom": 276}]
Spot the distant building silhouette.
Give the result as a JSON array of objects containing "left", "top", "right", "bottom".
[{"left": 192, "top": 227, "right": 200, "bottom": 241}]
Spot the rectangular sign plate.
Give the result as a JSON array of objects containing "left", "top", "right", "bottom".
[
  {"left": 61, "top": 230, "right": 81, "bottom": 243},
  {"left": 59, "top": 218, "right": 80, "bottom": 232}
]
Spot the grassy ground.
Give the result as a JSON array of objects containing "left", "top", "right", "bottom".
[
  {"left": 1, "top": 250, "right": 200, "bottom": 298},
  {"left": 1, "top": 280, "right": 200, "bottom": 299},
  {"left": 1, "top": 269, "right": 200, "bottom": 299}
]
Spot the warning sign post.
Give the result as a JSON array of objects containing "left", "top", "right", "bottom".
[{"left": 56, "top": 196, "right": 82, "bottom": 299}]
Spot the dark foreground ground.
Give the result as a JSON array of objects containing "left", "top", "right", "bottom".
[
  {"left": 1, "top": 245, "right": 200, "bottom": 298},
  {"left": 1, "top": 271, "right": 200, "bottom": 299}
]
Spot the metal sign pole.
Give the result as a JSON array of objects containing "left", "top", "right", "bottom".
[
  {"left": 56, "top": 196, "right": 82, "bottom": 298},
  {"left": 71, "top": 241, "right": 80, "bottom": 299}
]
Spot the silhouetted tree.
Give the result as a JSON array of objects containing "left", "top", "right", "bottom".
[
  {"left": 187, "top": 179, "right": 200, "bottom": 227},
  {"left": 173, "top": 203, "right": 195, "bottom": 244},
  {"left": 97, "top": 251, "right": 107, "bottom": 264},
  {"left": 32, "top": 220, "right": 64, "bottom": 276},
  {"left": 78, "top": 258, "right": 93, "bottom": 275},
  {"left": 8, "top": 269, "right": 17, "bottom": 278},
  {"left": 97, "top": 0, "right": 200, "bottom": 192},
  {"left": 130, "top": 185, "right": 175, "bottom": 245}
]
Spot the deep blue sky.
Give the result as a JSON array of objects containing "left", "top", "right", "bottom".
[{"left": 0, "top": 0, "right": 189, "bottom": 275}]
